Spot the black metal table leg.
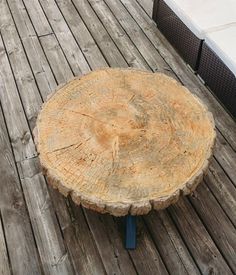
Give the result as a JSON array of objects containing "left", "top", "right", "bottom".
[{"left": 125, "top": 215, "right": 136, "bottom": 249}]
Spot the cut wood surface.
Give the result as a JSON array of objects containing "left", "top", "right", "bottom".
[
  {"left": 36, "top": 68, "right": 215, "bottom": 216},
  {"left": 0, "top": 0, "right": 235, "bottom": 272}
]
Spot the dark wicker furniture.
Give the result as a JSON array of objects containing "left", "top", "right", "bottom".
[
  {"left": 152, "top": 0, "right": 202, "bottom": 70},
  {"left": 198, "top": 42, "right": 236, "bottom": 118}
]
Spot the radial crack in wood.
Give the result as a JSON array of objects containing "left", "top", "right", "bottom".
[{"left": 35, "top": 68, "right": 216, "bottom": 216}]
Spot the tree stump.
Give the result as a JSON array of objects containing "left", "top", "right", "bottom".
[{"left": 35, "top": 68, "right": 216, "bottom": 216}]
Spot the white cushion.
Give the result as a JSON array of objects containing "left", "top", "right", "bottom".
[
  {"left": 164, "top": 0, "right": 236, "bottom": 39},
  {"left": 205, "top": 25, "right": 236, "bottom": 76}
]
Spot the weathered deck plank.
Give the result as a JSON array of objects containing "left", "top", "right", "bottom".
[
  {"left": 102, "top": 0, "right": 170, "bottom": 72},
  {"left": 214, "top": 133, "right": 236, "bottom": 186},
  {"left": 39, "top": 0, "right": 91, "bottom": 76},
  {"left": 72, "top": 0, "right": 128, "bottom": 67},
  {"left": 8, "top": 0, "right": 57, "bottom": 100},
  {"left": 0, "top": 1, "right": 78, "bottom": 273},
  {"left": 2, "top": 1, "right": 105, "bottom": 273},
  {"left": 136, "top": 0, "right": 154, "bottom": 17},
  {"left": 0, "top": 212, "right": 11, "bottom": 275},
  {"left": 27, "top": 158, "right": 106, "bottom": 275},
  {"left": 83, "top": 210, "right": 138, "bottom": 275},
  {"left": 145, "top": 211, "right": 201, "bottom": 275},
  {"left": 23, "top": 0, "right": 53, "bottom": 36},
  {"left": 52, "top": 196, "right": 106, "bottom": 275},
  {"left": 0, "top": 34, "right": 36, "bottom": 161},
  {"left": 169, "top": 198, "right": 233, "bottom": 274},
  {"left": 17, "top": 158, "right": 75, "bottom": 275},
  {"left": 190, "top": 183, "right": 236, "bottom": 272},
  {"left": 85, "top": 0, "right": 150, "bottom": 70},
  {"left": 40, "top": 33, "right": 74, "bottom": 83},
  {"left": 56, "top": 0, "right": 108, "bottom": 70},
  {"left": 205, "top": 158, "right": 236, "bottom": 227},
  {"left": 0, "top": 106, "right": 42, "bottom": 274},
  {"left": 0, "top": 0, "right": 235, "bottom": 274},
  {"left": 127, "top": 217, "right": 169, "bottom": 275},
  {"left": 1, "top": 0, "right": 43, "bottom": 130}
]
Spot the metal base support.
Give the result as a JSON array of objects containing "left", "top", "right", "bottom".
[{"left": 125, "top": 215, "right": 136, "bottom": 249}]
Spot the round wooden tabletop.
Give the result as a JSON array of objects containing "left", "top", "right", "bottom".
[{"left": 35, "top": 68, "right": 216, "bottom": 216}]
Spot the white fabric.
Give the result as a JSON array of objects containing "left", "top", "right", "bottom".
[
  {"left": 164, "top": 0, "right": 236, "bottom": 39},
  {"left": 205, "top": 25, "right": 236, "bottom": 76}
]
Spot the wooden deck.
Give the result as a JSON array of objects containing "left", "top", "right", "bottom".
[{"left": 0, "top": 0, "right": 235, "bottom": 274}]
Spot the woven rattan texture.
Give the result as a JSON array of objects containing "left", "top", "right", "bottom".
[
  {"left": 198, "top": 42, "right": 236, "bottom": 118},
  {"left": 155, "top": 0, "right": 202, "bottom": 70}
]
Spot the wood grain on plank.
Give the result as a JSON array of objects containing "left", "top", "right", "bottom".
[
  {"left": 0, "top": 2, "right": 80, "bottom": 272},
  {"left": 190, "top": 183, "right": 236, "bottom": 272},
  {"left": 0, "top": 107, "right": 42, "bottom": 275},
  {"left": 40, "top": 34, "right": 74, "bottom": 84},
  {"left": 8, "top": 0, "right": 57, "bottom": 101},
  {"left": 72, "top": 0, "right": 128, "bottom": 67},
  {"left": 103, "top": 0, "right": 170, "bottom": 73},
  {"left": 17, "top": 158, "right": 75, "bottom": 275},
  {"left": 83, "top": 210, "right": 137, "bottom": 274},
  {"left": 169, "top": 198, "right": 233, "bottom": 274},
  {"left": 39, "top": 0, "right": 90, "bottom": 76},
  {"left": 145, "top": 210, "right": 201, "bottom": 275},
  {"left": 50, "top": 194, "right": 106, "bottom": 275},
  {"left": 23, "top": 0, "right": 53, "bottom": 36},
  {"left": 83, "top": 209, "right": 167, "bottom": 275},
  {"left": 0, "top": 0, "right": 43, "bottom": 130},
  {"left": 205, "top": 158, "right": 236, "bottom": 227},
  {"left": 127, "top": 217, "right": 169, "bottom": 275},
  {"left": 0, "top": 213, "right": 11, "bottom": 275},
  {"left": 56, "top": 0, "right": 108, "bottom": 70},
  {"left": 214, "top": 132, "right": 236, "bottom": 186},
  {"left": 0, "top": 35, "right": 36, "bottom": 161},
  {"left": 136, "top": 0, "right": 154, "bottom": 17},
  {"left": 86, "top": 0, "right": 150, "bottom": 70}
]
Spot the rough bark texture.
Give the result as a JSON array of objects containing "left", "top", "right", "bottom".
[{"left": 35, "top": 68, "right": 216, "bottom": 216}]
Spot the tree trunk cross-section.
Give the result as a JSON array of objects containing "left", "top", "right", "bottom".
[{"left": 35, "top": 68, "right": 216, "bottom": 216}]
